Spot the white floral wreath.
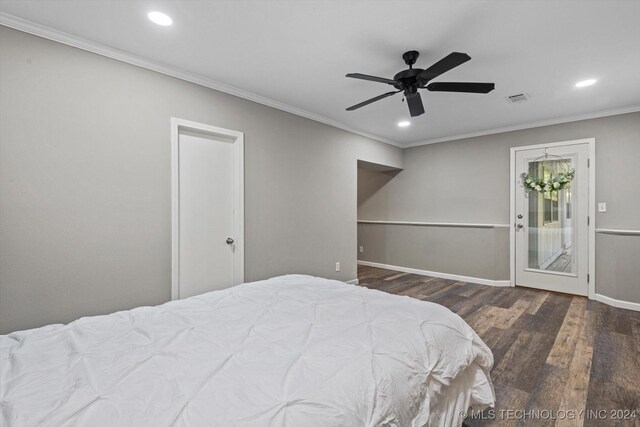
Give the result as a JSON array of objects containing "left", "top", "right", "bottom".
[{"left": 521, "top": 169, "right": 575, "bottom": 193}]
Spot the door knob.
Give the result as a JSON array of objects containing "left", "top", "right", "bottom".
[
  {"left": 226, "top": 238, "right": 234, "bottom": 245},
  {"left": 517, "top": 214, "right": 523, "bottom": 219},
  {"left": 516, "top": 224, "right": 524, "bottom": 229}
]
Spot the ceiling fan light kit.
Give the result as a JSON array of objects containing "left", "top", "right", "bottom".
[{"left": 346, "top": 51, "right": 495, "bottom": 117}]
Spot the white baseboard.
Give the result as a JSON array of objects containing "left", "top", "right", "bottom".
[
  {"left": 594, "top": 293, "right": 640, "bottom": 312},
  {"left": 357, "top": 262, "right": 640, "bottom": 312},
  {"left": 357, "top": 261, "right": 511, "bottom": 287},
  {"left": 345, "top": 278, "right": 359, "bottom": 285}
]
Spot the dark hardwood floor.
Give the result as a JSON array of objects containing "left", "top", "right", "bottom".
[{"left": 357, "top": 265, "right": 640, "bottom": 426}]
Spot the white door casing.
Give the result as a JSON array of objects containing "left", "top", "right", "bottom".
[
  {"left": 510, "top": 139, "right": 595, "bottom": 297},
  {"left": 171, "top": 118, "right": 244, "bottom": 300}
]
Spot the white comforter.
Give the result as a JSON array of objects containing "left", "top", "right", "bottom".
[{"left": 0, "top": 275, "right": 494, "bottom": 426}]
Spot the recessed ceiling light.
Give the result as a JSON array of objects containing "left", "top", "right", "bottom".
[
  {"left": 575, "top": 79, "right": 597, "bottom": 88},
  {"left": 397, "top": 121, "right": 410, "bottom": 127},
  {"left": 148, "top": 11, "right": 173, "bottom": 26}
]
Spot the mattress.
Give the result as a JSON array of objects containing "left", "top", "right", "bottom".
[{"left": 0, "top": 275, "right": 495, "bottom": 426}]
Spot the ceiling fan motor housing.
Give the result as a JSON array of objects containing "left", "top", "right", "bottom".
[
  {"left": 393, "top": 68, "right": 424, "bottom": 92},
  {"left": 403, "top": 85, "right": 419, "bottom": 96}
]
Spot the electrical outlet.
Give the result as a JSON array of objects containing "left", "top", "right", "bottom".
[
  {"left": 359, "top": 246, "right": 364, "bottom": 253},
  {"left": 598, "top": 202, "right": 607, "bottom": 213},
  {"left": 335, "top": 262, "right": 340, "bottom": 272}
]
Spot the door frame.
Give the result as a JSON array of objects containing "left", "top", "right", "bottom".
[
  {"left": 509, "top": 138, "right": 595, "bottom": 299},
  {"left": 171, "top": 117, "right": 244, "bottom": 300}
]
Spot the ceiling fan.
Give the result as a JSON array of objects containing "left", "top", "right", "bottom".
[{"left": 345, "top": 51, "right": 495, "bottom": 117}]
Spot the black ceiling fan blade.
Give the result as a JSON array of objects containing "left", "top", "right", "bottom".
[
  {"left": 419, "top": 52, "right": 471, "bottom": 81},
  {"left": 426, "top": 82, "right": 495, "bottom": 93},
  {"left": 346, "top": 91, "right": 401, "bottom": 111},
  {"left": 406, "top": 93, "right": 425, "bottom": 117},
  {"left": 346, "top": 73, "right": 397, "bottom": 85}
]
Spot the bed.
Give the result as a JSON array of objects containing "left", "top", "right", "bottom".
[{"left": 0, "top": 275, "right": 495, "bottom": 426}]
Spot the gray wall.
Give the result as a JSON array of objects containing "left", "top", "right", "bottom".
[
  {"left": 358, "top": 223, "right": 510, "bottom": 281},
  {"left": 358, "top": 112, "right": 640, "bottom": 302},
  {"left": 0, "top": 26, "right": 402, "bottom": 333}
]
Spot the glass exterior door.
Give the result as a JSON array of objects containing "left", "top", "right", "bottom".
[{"left": 514, "top": 143, "right": 590, "bottom": 296}]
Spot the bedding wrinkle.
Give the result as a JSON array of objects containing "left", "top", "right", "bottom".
[
  {"left": 0, "top": 274, "right": 494, "bottom": 426},
  {"left": 169, "top": 353, "right": 235, "bottom": 426},
  {"left": 281, "top": 305, "right": 316, "bottom": 394},
  {"left": 361, "top": 297, "right": 381, "bottom": 427},
  {"left": 42, "top": 393, "right": 102, "bottom": 427}
]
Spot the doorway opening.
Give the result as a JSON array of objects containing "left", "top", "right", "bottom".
[{"left": 356, "top": 159, "right": 402, "bottom": 274}]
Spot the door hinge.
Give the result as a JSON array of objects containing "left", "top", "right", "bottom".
[
  {"left": 587, "top": 158, "right": 590, "bottom": 168},
  {"left": 587, "top": 274, "right": 590, "bottom": 283},
  {"left": 587, "top": 216, "right": 590, "bottom": 226}
]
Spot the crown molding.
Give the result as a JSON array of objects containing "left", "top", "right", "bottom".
[
  {"left": 402, "top": 105, "right": 640, "bottom": 148},
  {"left": 2, "top": 12, "right": 638, "bottom": 151},
  {"left": 0, "top": 12, "right": 403, "bottom": 148}
]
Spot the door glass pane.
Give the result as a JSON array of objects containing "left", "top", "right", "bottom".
[{"left": 527, "top": 158, "right": 575, "bottom": 274}]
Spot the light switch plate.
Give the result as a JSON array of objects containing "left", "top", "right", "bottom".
[{"left": 598, "top": 202, "right": 607, "bottom": 213}]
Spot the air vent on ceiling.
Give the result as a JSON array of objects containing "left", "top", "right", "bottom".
[{"left": 506, "top": 93, "right": 529, "bottom": 104}]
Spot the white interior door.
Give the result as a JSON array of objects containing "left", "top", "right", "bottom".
[
  {"left": 513, "top": 142, "right": 590, "bottom": 296},
  {"left": 172, "top": 119, "right": 244, "bottom": 299}
]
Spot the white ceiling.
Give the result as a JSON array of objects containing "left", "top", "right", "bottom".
[{"left": 1, "top": 0, "right": 639, "bottom": 147}]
